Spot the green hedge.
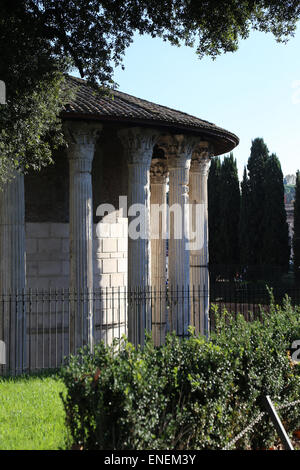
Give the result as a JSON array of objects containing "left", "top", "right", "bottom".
[{"left": 61, "top": 296, "right": 300, "bottom": 450}]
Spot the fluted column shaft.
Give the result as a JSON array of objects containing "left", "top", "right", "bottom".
[
  {"left": 150, "top": 159, "right": 168, "bottom": 345},
  {"left": 127, "top": 161, "right": 151, "bottom": 287},
  {"left": 118, "top": 127, "right": 159, "bottom": 345},
  {"left": 189, "top": 144, "right": 212, "bottom": 336},
  {"left": 0, "top": 172, "right": 26, "bottom": 373},
  {"left": 159, "top": 135, "right": 197, "bottom": 337},
  {"left": 69, "top": 155, "right": 94, "bottom": 292},
  {"left": 65, "top": 122, "right": 102, "bottom": 352}
]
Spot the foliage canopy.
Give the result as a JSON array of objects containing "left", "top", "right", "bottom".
[{"left": 1, "top": 1, "right": 300, "bottom": 182}]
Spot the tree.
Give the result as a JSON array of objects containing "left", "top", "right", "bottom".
[
  {"left": 219, "top": 153, "right": 240, "bottom": 274},
  {"left": 1, "top": 0, "right": 300, "bottom": 182},
  {"left": 208, "top": 154, "right": 240, "bottom": 280},
  {"left": 245, "top": 137, "right": 270, "bottom": 267},
  {"left": 208, "top": 156, "right": 222, "bottom": 276},
  {"left": 0, "top": 2, "right": 72, "bottom": 184},
  {"left": 239, "top": 166, "right": 251, "bottom": 268},
  {"left": 293, "top": 171, "right": 300, "bottom": 282},
  {"left": 262, "top": 153, "right": 290, "bottom": 272},
  {"left": 0, "top": 71, "right": 70, "bottom": 185},
  {"left": 3, "top": 1, "right": 299, "bottom": 86},
  {"left": 239, "top": 138, "right": 290, "bottom": 280}
]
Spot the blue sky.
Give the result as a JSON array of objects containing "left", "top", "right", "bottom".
[{"left": 108, "top": 26, "right": 300, "bottom": 181}]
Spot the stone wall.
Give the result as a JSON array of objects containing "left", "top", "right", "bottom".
[
  {"left": 26, "top": 218, "right": 128, "bottom": 290},
  {"left": 25, "top": 223, "right": 69, "bottom": 289},
  {"left": 94, "top": 212, "right": 128, "bottom": 289},
  {"left": 24, "top": 124, "right": 129, "bottom": 291},
  {"left": 25, "top": 217, "right": 128, "bottom": 369},
  {"left": 21, "top": 123, "right": 130, "bottom": 366},
  {"left": 25, "top": 150, "right": 69, "bottom": 223}
]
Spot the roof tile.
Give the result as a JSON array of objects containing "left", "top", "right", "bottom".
[{"left": 62, "top": 75, "right": 239, "bottom": 155}]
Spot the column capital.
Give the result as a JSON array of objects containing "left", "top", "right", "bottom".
[
  {"left": 118, "top": 127, "right": 160, "bottom": 166},
  {"left": 64, "top": 121, "right": 102, "bottom": 146},
  {"left": 190, "top": 141, "right": 213, "bottom": 174},
  {"left": 150, "top": 158, "right": 168, "bottom": 184},
  {"left": 64, "top": 121, "right": 102, "bottom": 173},
  {"left": 158, "top": 134, "right": 199, "bottom": 169}
]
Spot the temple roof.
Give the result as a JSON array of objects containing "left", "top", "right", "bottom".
[{"left": 62, "top": 75, "right": 239, "bottom": 155}]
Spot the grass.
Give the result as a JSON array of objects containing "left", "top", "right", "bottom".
[{"left": 0, "top": 371, "right": 71, "bottom": 450}]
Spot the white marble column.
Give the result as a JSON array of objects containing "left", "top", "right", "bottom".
[
  {"left": 150, "top": 158, "right": 168, "bottom": 346},
  {"left": 118, "top": 127, "right": 159, "bottom": 345},
  {"left": 189, "top": 143, "right": 212, "bottom": 336},
  {"left": 0, "top": 172, "right": 26, "bottom": 373},
  {"left": 159, "top": 135, "right": 197, "bottom": 337},
  {"left": 65, "top": 121, "right": 102, "bottom": 352}
]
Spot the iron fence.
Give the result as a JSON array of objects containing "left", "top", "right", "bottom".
[
  {"left": 0, "top": 283, "right": 299, "bottom": 376},
  {"left": 0, "top": 288, "right": 128, "bottom": 376},
  {"left": 210, "top": 282, "right": 300, "bottom": 321}
]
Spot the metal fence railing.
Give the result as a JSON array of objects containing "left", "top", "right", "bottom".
[
  {"left": 210, "top": 282, "right": 300, "bottom": 320},
  {"left": 0, "top": 288, "right": 128, "bottom": 376},
  {"left": 0, "top": 283, "right": 299, "bottom": 376}
]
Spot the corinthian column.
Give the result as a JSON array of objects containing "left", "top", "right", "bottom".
[
  {"left": 189, "top": 142, "right": 212, "bottom": 336},
  {"left": 159, "top": 134, "right": 197, "bottom": 337},
  {"left": 64, "top": 121, "right": 102, "bottom": 352},
  {"left": 150, "top": 158, "right": 168, "bottom": 346},
  {"left": 0, "top": 171, "right": 26, "bottom": 373},
  {"left": 118, "top": 127, "right": 159, "bottom": 345}
]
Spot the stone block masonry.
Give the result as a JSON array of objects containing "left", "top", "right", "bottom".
[
  {"left": 26, "top": 219, "right": 128, "bottom": 290},
  {"left": 94, "top": 215, "right": 128, "bottom": 289},
  {"left": 24, "top": 218, "right": 128, "bottom": 367},
  {"left": 26, "top": 223, "right": 70, "bottom": 289}
]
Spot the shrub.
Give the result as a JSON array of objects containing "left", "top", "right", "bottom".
[
  {"left": 61, "top": 298, "right": 300, "bottom": 450},
  {"left": 210, "top": 295, "right": 300, "bottom": 448}
]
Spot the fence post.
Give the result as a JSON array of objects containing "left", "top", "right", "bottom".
[{"left": 262, "top": 395, "right": 294, "bottom": 450}]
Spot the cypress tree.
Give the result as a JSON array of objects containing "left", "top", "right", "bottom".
[
  {"left": 293, "top": 171, "right": 300, "bottom": 282},
  {"left": 219, "top": 153, "right": 241, "bottom": 276},
  {"left": 239, "top": 166, "right": 251, "bottom": 268},
  {"left": 208, "top": 156, "right": 222, "bottom": 278},
  {"left": 263, "top": 153, "right": 290, "bottom": 273},
  {"left": 246, "top": 138, "right": 269, "bottom": 269},
  {"left": 239, "top": 138, "right": 290, "bottom": 280}
]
